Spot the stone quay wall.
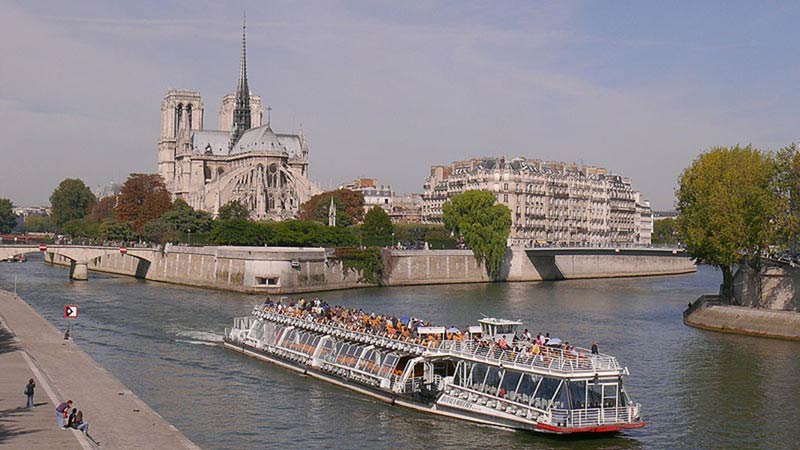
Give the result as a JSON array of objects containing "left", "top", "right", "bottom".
[
  {"left": 46, "top": 246, "right": 696, "bottom": 294},
  {"left": 684, "top": 295, "right": 800, "bottom": 340},
  {"left": 46, "top": 246, "right": 370, "bottom": 294}
]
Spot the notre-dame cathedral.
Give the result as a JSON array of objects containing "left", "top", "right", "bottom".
[{"left": 157, "top": 20, "right": 318, "bottom": 220}]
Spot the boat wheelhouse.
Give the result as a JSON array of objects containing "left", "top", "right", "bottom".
[{"left": 224, "top": 300, "right": 645, "bottom": 434}]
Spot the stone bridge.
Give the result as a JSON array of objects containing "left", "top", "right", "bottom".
[{"left": 0, "top": 245, "right": 155, "bottom": 280}]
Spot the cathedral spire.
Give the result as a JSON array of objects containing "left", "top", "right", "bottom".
[{"left": 229, "top": 14, "right": 252, "bottom": 151}]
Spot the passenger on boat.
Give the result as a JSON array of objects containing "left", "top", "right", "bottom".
[{"left": 591, "top": 341, "right": 599, "bottom": 355}]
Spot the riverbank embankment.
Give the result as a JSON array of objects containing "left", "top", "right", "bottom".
[
  {"left": 0, "top": 290, "right": 199, "bottom": 449},
  {"left": 684, "top": 295, "right": 800, "bottom": 340},
  {"left": 45, "top": 246, "right": 696, "bottom": 294}
]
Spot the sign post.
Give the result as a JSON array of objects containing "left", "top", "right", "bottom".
[{"left": 64, "top": 305, "right": 78, "bottom": 340}]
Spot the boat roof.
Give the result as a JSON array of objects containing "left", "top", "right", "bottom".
[{"left": 478, "top": 318, "right": 523, "bottom": 326}]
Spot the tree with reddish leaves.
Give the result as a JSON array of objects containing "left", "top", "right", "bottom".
[
  {"left": 298, "top": 189, "right": 365, "bottom": 227},
  {"left": 87, "top": 196, "right": 117, "bottom": 223},
  {"left": 115, "top": 174, "right": 172, "bottom": 232}
]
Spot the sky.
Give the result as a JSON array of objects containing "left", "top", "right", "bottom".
[{"left": 1, "top": 0, "right": 799, "bottom": 209}]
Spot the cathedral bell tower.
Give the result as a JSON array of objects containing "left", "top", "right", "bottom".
[{"left": 229, "top": 16, "right": 252, "bottom": 151}]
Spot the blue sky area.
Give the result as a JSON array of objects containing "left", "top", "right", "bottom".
[{"left": 1, "top": 1, "right": 798, "bottom": 209}]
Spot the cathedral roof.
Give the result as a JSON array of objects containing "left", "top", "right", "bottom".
[
  {"left": 192, "top": 131, "right": 231, "bottom": 156},
  {"left": 230, "top": 124, "right": 302, "bottom": 155}
]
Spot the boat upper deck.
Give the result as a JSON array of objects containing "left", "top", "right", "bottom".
[{"left": 251, "top": 306, "right": 623, "bottom": 377}]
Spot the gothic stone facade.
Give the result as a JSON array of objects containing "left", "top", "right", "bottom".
[{"left": 156, "top": 22, "right": 317, "bottom": 220}]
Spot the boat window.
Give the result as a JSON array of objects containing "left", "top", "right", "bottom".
[
  {"left": 587, "top": 382, "right": 603, "bottom": 408},
  {"left": 567, "top": 381, "right": 586, "bottom": 409},
  {"left": 533, "top": 377, "right": 560, "bottom": 409},
  {"left": 619, "top": 384, "right": 631, "bottom": 407},
  {"left": 484, "top": 366, "right": 503, "bottom": 395},
  {"left": 553, "top": 382, "right": 569, "bottom": 409},
  {"left": 318, "top": 339, "right": 335, "bottom": 358},
  {"left": 517, "top": 374, "right": 540, "bottom": 401},
  {"left": 500, "top": 371, "right": 522, "bottom": 397},
  {"left": 453, "top": 361, "right": 464, "bottom": 386},
  {"left": 378, "top": 353, "right": 400, "bottom": 378},
  {"left": 470, "top": 363, "right": 488, "bottom": 391},
  {"left": 602, "top": 384, "right": 618, "bottom": 408}
]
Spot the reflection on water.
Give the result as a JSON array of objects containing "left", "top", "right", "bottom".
[{"left": 1, "top": 256, "right": 798, "bottom": 449}]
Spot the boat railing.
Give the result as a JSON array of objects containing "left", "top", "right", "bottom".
[
  {"left": 549, "top": 404, "right": 638, "bottom": 427},
  {"left": 444, "top": 383, "right": 542, "bottom": 421},
  {"left": 433, "top": 340, "right": 620, "bottom": 374},
  {"left": 253, "top": 309, "right": 621, "bottom": 375}
]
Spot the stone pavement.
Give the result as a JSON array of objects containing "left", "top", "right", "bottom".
[{"left": 0, "top": 290, "right": 199, "bottom": 449}]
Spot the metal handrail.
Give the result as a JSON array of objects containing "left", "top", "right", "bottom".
[{"left": 252, "top": 309, "right": 621, "bottom": 375}]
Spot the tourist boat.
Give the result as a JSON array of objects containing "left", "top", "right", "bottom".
[{"left": 223, "top": 301, "right": 645, "bottom": 434}]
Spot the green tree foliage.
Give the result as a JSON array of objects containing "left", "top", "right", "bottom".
[
  {"left": 158, "top": 199, "right": 213, "bottom": 233},
  {"left": 442, "top": 190, "right": 512, "bottom": 278},
  {"left": 115, "top": 174, "right": 172, "bottom": 232},
  {"left": 773, "top": 143, "right": 800, "bottom": 247},
  {"left": 677, "top": 146, "right": 787, "bottom": 299},
  {"left": 394, "top": 223, "right": 458, "bottom": 249},
  {"left": 209, "top": 220, "right": 359, "bottom": 247},
  {"left": 361, "top": 207, "right": 394, "bottom": 246},
  {"left": 652, "top": 218, "right": 678, "bottom": 245},
  {"left": 22, "top": 214, "right": 55, "bottom": 233},
  {"left": 49, "top": 179, "right": 97, "bottom": 227},
  {"left": 138, "top": 199, "right": 212, "bottom": 244},
  {"left": 298, "top": 189, "right": 365, "bottom": 226},
  {"left": 217, "top": 199, "right": 250, "bottom": 221},
  {"left": 334, "top": 247, "right": 384, "bottom": 285},
  {"left": 87, "top": 196, "right": 117, "bottom": 223},
  {"left": 61, "top": 219, "right": 100, "bottom": 239},
  {"left": 0, "top": 198, "right": 16, "bottom": 233},
  {"left": 99, "top": 221, "right": 136, "bottom": 241}
]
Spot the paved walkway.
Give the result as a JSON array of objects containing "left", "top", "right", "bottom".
[{"left": 0, "top": 290, "right": 199, "bottom": 449}]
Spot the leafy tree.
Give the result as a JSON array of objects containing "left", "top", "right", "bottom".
[
  {"left": 394, "top": 223, "right": 458, "bottom": 249},
  {"left": 209, "top": 220, "right": 263, "bottom": 246},
  {"left": 141, "top": 220, "right": 182, "bottom": 245},
  {"left": 49, "top": 178, "right": 96, "bottom": 227},
  {"left": 773, "top": 143, "right": 800, "bottom": 249},
  {"left": 87, "top": 196, "right": 117, "bottom": 223},
  {"left": 652, "top": 218, "right": 678, "bottom": 245},
  {"left": 361, "top": 206, "right": 394, "bottom": 246},
  {"left": 677, "top": 146, "right": 787, "bottom": 299},
  {"left": 298, "top": 189, "right": 365, "bottom": 226},
  {"left": 61, "top": 219, "right": 100, "bottom": 239},
  {"left": 0, "top": 198, "right": 16, "bottom": 233},
  {"left": 22, "top": 214, "right": 55, "bottom": 233},
  {"left": 115, "top": 174, "right": 172, "bottom": 232},
  {"left": 218, "top": 200, "right": 250, "bottom": 220},
  {"left": 158, "top": 199, "right": 213, "bottom": 234},
  {"left": 442, "top": 190, "right": 511, "bottom": 278},
  {"left": 99, "top": 221, "right": 136, "bottom": 241}
]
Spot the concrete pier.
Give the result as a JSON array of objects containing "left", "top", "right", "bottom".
[
  {"left": 0, "top": 290, "right": 199, "bottom": 449},
  {"left": 684, "top": 295, "right": 800, "bottom": 340}
]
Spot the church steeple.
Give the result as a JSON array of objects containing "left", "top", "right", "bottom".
[{"left": 229, "top": 14, "right": 252, "bottom": 151}]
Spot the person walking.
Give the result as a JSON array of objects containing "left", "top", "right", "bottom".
[
  {"left": 24, "top": 378, "right": 35, "bottom": 408},
  {"left": 55, "top": 400, "right": 72, "bottom": 428}
]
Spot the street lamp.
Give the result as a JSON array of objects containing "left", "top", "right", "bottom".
[{"left": 187, "top": 229, "right": 192, "bottom": 246}]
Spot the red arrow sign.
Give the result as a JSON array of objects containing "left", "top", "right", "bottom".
[{"left": 64, "top": 305, "right": 78, "bottom": 318}]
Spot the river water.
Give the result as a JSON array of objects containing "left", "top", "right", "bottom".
[{"left": 1, "top": 256, "right": 798, "bottom": 449}]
